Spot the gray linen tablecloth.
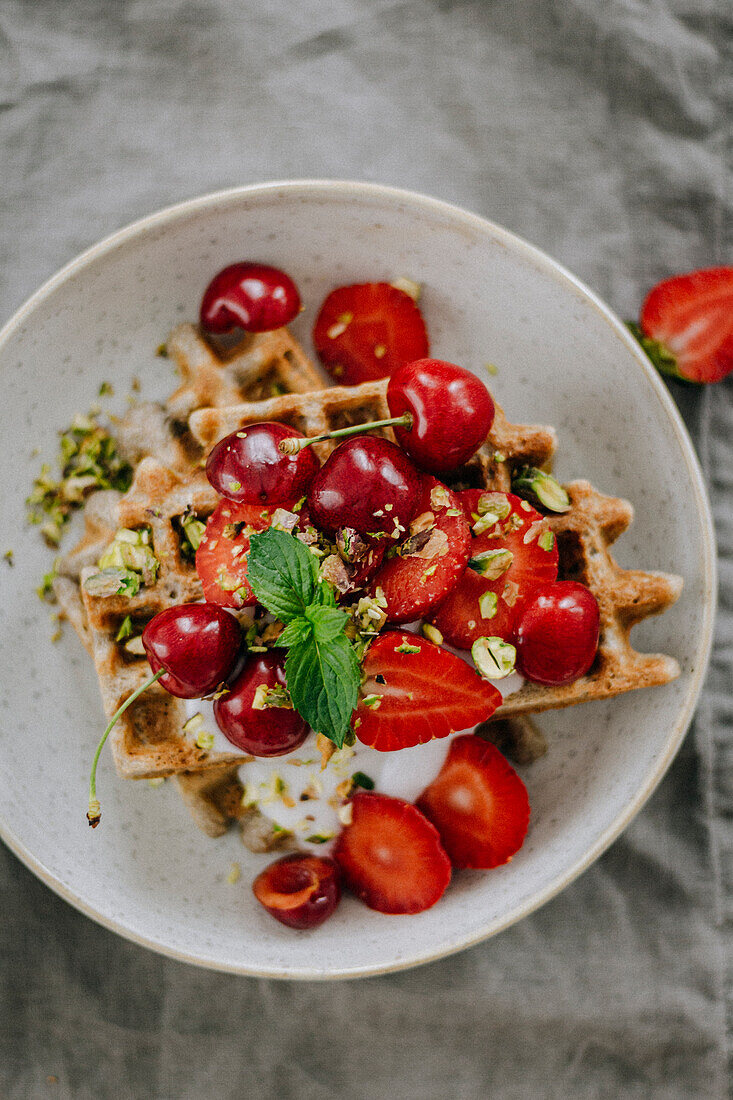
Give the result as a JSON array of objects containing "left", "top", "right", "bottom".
[{"left": 1, "top": 2, "right": 730, "bottom": 1097}]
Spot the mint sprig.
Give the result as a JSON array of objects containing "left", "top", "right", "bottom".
[{"left": 246, "top": 528, "right": 360, "bottom": 747}]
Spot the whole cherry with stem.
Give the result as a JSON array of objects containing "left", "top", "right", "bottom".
[
  {"left": 279, "top": 358, "right": 495, "bottom": 474},
  {"left": 86, "top": 604, "right": 242, "bottom": 827},
  {"left": 206, "top": 422, "right": 320, "bottom": 505}
]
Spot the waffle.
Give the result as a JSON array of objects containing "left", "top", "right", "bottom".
[
  {"left": 114, "top": 323, "right": 325, "bottom": 477},
  {"left": 79, "top": 457, "right": 248, "bottom": 778},
  {"left": 178, "top": 378, "right": 681, "bottom": 837}
]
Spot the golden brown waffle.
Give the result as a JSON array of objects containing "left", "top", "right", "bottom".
[
  {"left": 114, "top": 323, "right": 325, "bottom": 476},
  {"left": 494, "top": 480, "right": 682, "bottom": 715},
  {"left": 177, "top": 380, "right": 681, "bottom": 837},
  {"left": 79, "top": 457, "right": 247, "bottom": 779}
]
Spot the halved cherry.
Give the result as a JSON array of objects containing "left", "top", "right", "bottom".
[
  {"left": 429, "top": 491, "right": 559, "bottom": 649},
  {"left": 333, "top": 793, "right": 451, "bottom": 914},
  {"left": 367, "top": 477, "right": 471, "bottom": 623},
  {"left": 313, "top": 282, "right": 429, "bottom": 384},
  {"left": 253, "top": 854, "right": 341, "bottom": 929}
]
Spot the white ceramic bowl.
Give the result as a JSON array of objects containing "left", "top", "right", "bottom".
[{"left": 0, "top": 181, "right": 715, "bottom": 978}]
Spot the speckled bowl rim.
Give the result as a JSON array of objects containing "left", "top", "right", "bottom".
[{"left": 0, "top": 180, "right": 717, "bottom": 980}]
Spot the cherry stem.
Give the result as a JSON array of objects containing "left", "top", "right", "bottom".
[
  {"left": 87, "top": 668, "right": 165, "bottom": 828},
  {"left": 278, "top": 412, "right": 413, "bottom": 455}
]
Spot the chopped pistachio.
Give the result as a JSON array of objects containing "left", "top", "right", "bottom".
[
  {"left": 147, "top": 777, "right": 166, "bottom": 789},
  {"left": 156, "top": 342, "right": 169, "bottom": 358},
  {"left": 182, "top": 712, "right": 204, "bottom": 735},
  {"left": 477, "top": 492, "right": 512, "bottom": 520},
  {"left": 305, "top": 834, "right": 333, "bottom": 844},
  {"left": 123, "top": 635, "right": 146, "bottom": 656},
  {"left": 195, "top": 730, "right": 215, "bottom": 752},
  {"left": 479, "top": 591, "right": 498, "bottom": 619},
  {"left": 115, "top": 614, "right": 134, "bottom": 641},
  {"left": 390, "top": 276, "right": 421, "bottom": 302},
  {"left": 469, "top": 548, "right": 513, "bottom": 579},
  {"left": 98, "top": 527, "right": 159, "bottom": 586},
  {"left": 83, "top": 567, "right": 141, "bottom": 598},
  {"left": 395, "top": 641, "right": 420, "bottom": 654},
  {"left": 181, "top": 515, "right": 206, "bottom": 555},
  {"left": 472, "top": 636, "right": 517, "bottom": 680},
  {"left": 98, "top": 381, "right": 114, "bottom": 397},
  {"left": 362, "top": 694, "right": 382, "bottom": 709},
  {"left": 252, "top": 683, "right": 293, "bottom": 710},
  {"left": 226, "top": 862, "right": 241, "bottom": 884},
  {"left": 539, "top": 530, "right": 555, "bottom": 552},
  {"left": 422, "top": 623, "right": 443, "bottom": 646},
  {"left": 37, "top": 559, "right": 60, "bottom": 603},
  {"left": 484, "top": 362, "right": 499, "bottom": 376},
  {"left": 493, "top": 451, "right": 506, "bottom": 463},
  {"left": 512, "top": 467, "right": 570, "bottom": 513},
  {"left": 337, "top": 803, "right": 354, "bottom": 826},
  {"left": 3, "top": 549, "right": 14, "bottom": 566},
  {"left": 430, "top": 485, "right": 452, "bottom": 511}
]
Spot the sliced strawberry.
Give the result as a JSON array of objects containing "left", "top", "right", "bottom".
[
  {"left": 313, "top": 282, "right": 429, "bottom": 385},
  {"left": 368, "top": 477, "right": 471, "bottom": 623},
  {"left": 354, "top": 629, "right": 501, "bottom": 752},
  {"left": 195, "top": 499, "right": 288, "bottom": 608},
  {"left": 333, "top": 792, "right": 451, "bottom": 914},
  {"left": 429, "top": 491, "right": 558, "bottom": 649},
  {"left": 636, "top": 266, "right": 733, "bottom": 383},
  {"left": 417, "top": 735, "right": 530, "bottom": 869}
]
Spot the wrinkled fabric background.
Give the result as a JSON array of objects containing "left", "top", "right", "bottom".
[{"left": 0, "top": 2, "right": 730, "bottom": 1097}]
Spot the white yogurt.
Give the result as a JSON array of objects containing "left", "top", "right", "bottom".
[{"left": 185, "top": 668, "right": 524, "bottom": 849}]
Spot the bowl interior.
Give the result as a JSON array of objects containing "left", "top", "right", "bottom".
[{"left": 0, "top": 182, "right": 714, "bottom": 977}]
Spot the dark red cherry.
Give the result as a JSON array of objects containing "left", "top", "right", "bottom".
[
  {"left": 307, "top": 436, "right": 422, "bottom": 537},
  {"left": 141, "top": 604, "right": 241, "bottom": 699},
  {"left": 206, "top": 422, "right": 320, "bottom": 505},
  {"left": 513, "top": 581, "right": 600, "bottom": 686},
  {"left": 252, "top": 854, "right": 341, "bottom": 930},
  {"left": 388, "top": 358, "right": 495, "bottom": 473},
  {"left": 214, "top": 652, "right": 309, "bottom": 756},
  {"left": 200, "top": 262, "right": 301, "bottom": 334}
]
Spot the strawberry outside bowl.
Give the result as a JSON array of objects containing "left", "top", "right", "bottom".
[{"left": 0, "top": 181, "right": 715, "bottom": 978}]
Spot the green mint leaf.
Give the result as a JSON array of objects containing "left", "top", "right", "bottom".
[
  {"left": 305, "top": 604, "right": 349, "bottom": 643},
  {"left": 285, "top": 630, "right": 360, "bottom": 748},
  {"left": 277, "top": 618, "right": 313, "bottom": 648},
  {"left": 246, "top": 528, "right": 320, "bottom": 622}
]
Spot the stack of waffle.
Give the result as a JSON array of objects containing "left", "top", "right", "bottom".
[{"left": 57, "top": 323, "right": 682, "bottom": 839}]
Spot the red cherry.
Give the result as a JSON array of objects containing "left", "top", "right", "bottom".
[
  {"left": 141, "top": 603, "right": 241, "bottom": 699},
  {"left": 206, "top": 422, "right": 320, "bottom": 506},
  {"left": 513, "top": 581, "right": 600, "bottom": 685},
  {"left": 252, "top": 854, "right": 341, "bottom": 930},
  {"left": 214, "top": 652, "right": 309, "bottom": 756},
  {"left": 200, "top": 263, "right": 301, "bottom": 334},
  {"left": 307, "top": 436, "right": 421, "bottom": 537},
  {"left": 388, "top": 359, "right": 495, "bottom": 473}
]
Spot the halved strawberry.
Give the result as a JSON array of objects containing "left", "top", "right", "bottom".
[
  {"left": 634, "top": 266, "right": 733, "bottom": 383},
  {"left": 429, "top": 490, "right": 558, "bottom": 649},
  {"left": 333, "top": 792, "right": 451, "bottom": 914},
  {"left": 313, "top": 282, "right": 429, "bottom": 385},
  {"left": 353, "top": 629, "right": 501, "bottom": 752},
  {"left": 417, "top": 735, "right": 530, "bottom": 869},
  {"left": 367, "top": 477, "right": 471, "bottom": 623},
  {"left": 195, "top": 499, "right": 288, "bottom": 608}
]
